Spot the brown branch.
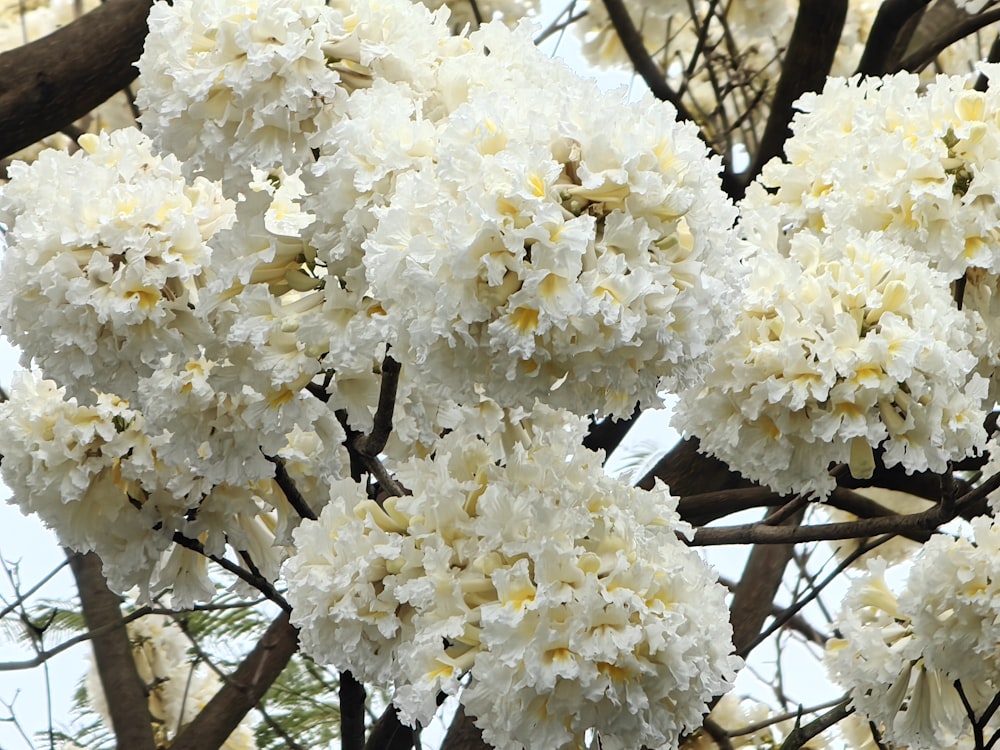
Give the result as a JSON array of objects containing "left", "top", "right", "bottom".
[
  {"left": 745, "top": 0, "right": 848, "bottom": 190},
  {"left": 440, "top": 705, "right": 491, "bottom": 750},
  {"left": 728, "top": 508, "right": 804, "bottom": 657},
  {"left": 171, "top": 533, "right": 291, "bottom": 613},
  {"left": 582, "top": 405, "right": 640, "bottom": 456},
  {"left": 353, "top": 356, "right": 402, "bottom": 458},
  {"left": 66, "top": 550, "right": 156, "bottom": 750},
  {"left": 0, "top": 606, "right": 159, "bottom": 671},
  {"left": 365, "top": 703, "right": 418, "bottom": 750},
  {"left": 777, "top": 698, "right": 853, "bottom": 750},
  {"left": 896, "top": 6, "right": 1000, "bottom": 72},
  {"left": 639, "top": 437, "right": 755, "bottom": 496},
  {"left": 266, "top": 454, "right": 318, "bottom": 521},
  {"left": 974, "top": 32, "right": 1000, "bottom": 90},
  {"left": 341, "top": 671, "right": 367, "bottom": 750},
  {"left": 855, "top": 0, "right": 932, "bottom": 76},
  {"left": 170, "top": 612, "right": 300, "bottom": 750},
  {"left": 676, "top": 487, "right": 779, "bottom": 526},
  {"left": 692, "top": 471, "right": 1000, "bottom": 546},
  {"left": 0, "top": 0, "right": 152, "bottom": 159},
  {"left": 350, "top": 356, "right": 407, "bottom": 499},
  {"left": 600, "top": 0, "right": 692, "bottom": 117}
]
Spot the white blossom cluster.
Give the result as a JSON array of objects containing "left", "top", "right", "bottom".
[
  {"left": 0, "top": 129, "right": 235, "bottom": 402},
  {"left": 827, "top": 522, "right": 1000, "bottom": 749},
  {"left": 0, "top": 372, "right": 336, "bottom": 605},
  {"left": 127, "top": 0, "right": 745, "bottom": 430},
  {"left": 285, "top": 406, "right": 739, "bottom": 750},
  {"left": 305, "top": 22, "right": 741, "bottom": 418},
  {"left": 741, "top": 70, "right": 1000, "bottom": 400},
  {"left": 86, "top": 614, "right": 257, "bottom": 749},
  {"left": 744, "top": 70, "right": 1000, "bottom": 278},
  {"left": 681, "top": 71, "right": 1000, "bottom": 497},
  {"left": 676, "top": 227, "right": 987, "bottom": 498},
  {"left": 136, "top": 0, "right": 454, "bottom": 186}
]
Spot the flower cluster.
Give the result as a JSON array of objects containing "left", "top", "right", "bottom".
[
  {"left": 126, "top": 0, "right": 745, "bottom": 433},
  {"left": 742, "top": 69, "right": 1000, "bottom": 397},
  {"left": 284, "top": 407, "right": 739, "bottom": 750},
  {"left": 136, "top": 0, "right": 453, "bottom": 185},
  {"left": 0, "top": 3, "right": 748, "bottom": 746},
  {"left": 744, "top": 70, "right": 1000, "bottom": 279},
  {"left": 676, "top": 228, "right": 987, "bottom": 498},
  {"left": 0, "top": 128, "right": 235, "bottom": 402},
  {"left": 680, "top": 70, "right": 1000, "bottom": 497},
  {"left": 301, "top": 22, "right": 741, "bottom": 419},
  {"left": 827, "top": 522, "right": 1000, "bottom": 748},
  {"left": 0, "top": 372, "right": 335, "bottom": 604}
]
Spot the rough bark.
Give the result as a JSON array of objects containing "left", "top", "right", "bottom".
[
  {"left": 729, "top": 512, "right": 804, "bottom": 658},
  {"left": 0, "top": 0, "right": 152, "bottom": 159},
  {"left": 67, "top": 550, "right": 157, "bottom": 750}
]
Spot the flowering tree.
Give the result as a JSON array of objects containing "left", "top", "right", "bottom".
[{"left": 3, "top": 0, "right": 1000, "bottom": 749}]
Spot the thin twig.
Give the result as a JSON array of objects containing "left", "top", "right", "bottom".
[
  {"left": 600, "top": 0, "right": 696, "bottom": 120},
  {"left": 777, "top": 698, "right": 853, "bottom": 750},
  {"left": 171, "top": 534, "right": 291, "bottom": 613},
  {"left": 741, "top": 535, "right": 896, "bottom": 658},
  {"left": 265, "top": 454, "right": 318, "bottom": 521}
]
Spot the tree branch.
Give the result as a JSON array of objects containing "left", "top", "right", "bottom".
[
  {"left": 582, "top": 405, "right": 640, "bottom": 457},
  {"left": 266, "top": 454, "right": 319, "bottom": 521},
  {"left": 341, "top": 671, "right": 367, "bottom": 750},
  {"left": 855, "top": 0, "right": 932, "bottom": 76},
  {"left": 639, "top": 437, "right": 754, "bottom": 496},
  {"left": 896, "top": 6, "right": 1000, "bottom": 72},
  {"left": 777, "top": 698, "right": 853, "bottom": 750},
  {"left": 440, "top": 705, "right": 491, "bottom": 750},
  {"left": 600, "top": 0, "right": 691, "bottom": 117},
  {"left": 365, "top": 703, "right": 418, "bottom": 750},
  {"left": 170, "top": 612, "right": 300, "bottom": 750},
  {"left": 66, "top": 550, "right": 157, "bottom": 750},
  {"left": 729, "top": 508, "right": 804, "bottom": 657},
  {"left": 692, "top": 470, "right": 1000, "bottom": 546},
  {"left": 0, "top": 0, "right": 152, "bottom": 159},
  {"left": 745, "top": 0, "right": 848, "bottom": 188}
]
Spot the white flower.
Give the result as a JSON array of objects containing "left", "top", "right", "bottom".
[
  {"left": 285, "top": 405, "right": 739, "bottom": 750},
  {"left": 137, "top": 353, "right": 336, "bottom": 494},
  {"left": 347, "top": 25, "right": 740, "bottom": 417},
  {"left": 677, "top": 228, "right": 987, "bottom": 498},
  {"left": 899, "top": 518, "right": 1000, "bottom": 688},
  {"left": 136, "top": 0, "right": 451, "bottom": 186},
  {"left": 0, "top": 128, "right": 234, "bottom": 402},
  {"left": 0, "top": 370, "right": 334, "bottom": 603},
  {"left": 249, "top": 167, "right": 316, "bottom": 237},
  {"left": 136, "top": 0, "right": 348, "bottom": 183},
  {"left": 0, "top": 372, "right": 178, "bottom": 596},
  {"left": 828, "top": 524, "right": 1000, "bottom": 749}
]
